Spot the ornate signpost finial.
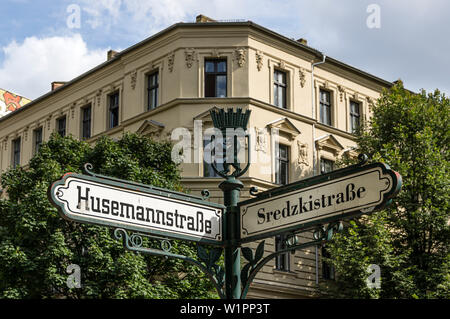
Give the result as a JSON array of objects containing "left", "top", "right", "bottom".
[{"left": 209, "top": 107, "right": 251, "bottom": 299}]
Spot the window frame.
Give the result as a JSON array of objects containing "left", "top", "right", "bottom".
[
  {"left": 273, "top": 69, "right": 287, "bottom": 109},
  {"left": 12, "top": 137, "right": 21, "bottom": 168},
  {"left": 33, "top": 127, "right": 43, "bottom": 155},
  {"left": 56, "top": 115, "right": 67, "bottom": 137},
  {"left": 204, "top": 59, "right": 227, "bottom": 98},
  {"left": 320, "top": 158, "right": 335, "bottom": 175},
  {"left": 349, "top": 100, "right": 361, "bottom": 133},
  {"left": 81, "top": 104, "right": 92, "bottom": 140},
  {"left": 108, "top": 91, "right": 120, "bottom": 129},
  {"left": 319, "top": 89, "right": 332, "bottom": 126},
  {"left": 202, "top": 136, "right": 224, "bottom": 178},
  {"left": 321, "top": 246, "right": 335, "bottom": 280},
  {"left": 275, "top": 234, "right": 290, "bottom": 272},
  {"left": 275, "top": 144, "right": 289, "bottom": 185},
  {"left": 147, "top": 71, "right": 159, "bottom": 110}
]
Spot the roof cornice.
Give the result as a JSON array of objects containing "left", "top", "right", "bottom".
[{"left": 0, "top": 21, "right": 394, "bottom": 124}]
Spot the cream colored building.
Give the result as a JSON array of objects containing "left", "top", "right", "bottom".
[{"left": 0, "top": 15, "right": 393, "bottom": 298}]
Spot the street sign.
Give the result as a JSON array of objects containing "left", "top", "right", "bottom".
[
  {"left": 239, "top": 162, "right": 402, "bottom": 243},
  {"left": 48, "top": 173, "right": 224, "bottom": 245}
]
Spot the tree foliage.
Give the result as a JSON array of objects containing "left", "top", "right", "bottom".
[
  {"left": 0, "top": 132, "right": 219, "bottom": 299},
  {"left": 322, "top": 84, "right": 449, "bottom": 298}
]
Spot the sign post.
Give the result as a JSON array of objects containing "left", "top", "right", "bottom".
[{"left": 48, "top": 108, "right": 402, "bottom": 300}]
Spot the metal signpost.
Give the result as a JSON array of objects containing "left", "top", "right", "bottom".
[{"left": 48, "top": 108, "right": 402, "bottom": 300}]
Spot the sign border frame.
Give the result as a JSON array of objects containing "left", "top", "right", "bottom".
[
  {"left": 238, "top": 162, "right": 402, "bottom": 243},
  {"left": 48, "top": 172, "right": 225, "bottom": 246}
]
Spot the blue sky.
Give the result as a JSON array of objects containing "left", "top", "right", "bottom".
[{"left": 1, "top": 0, "right": 449, "bottom": 99}]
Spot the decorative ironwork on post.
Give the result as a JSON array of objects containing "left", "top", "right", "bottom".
[{"left": 209, "top": 107, "right": 251, "bottom": 299}]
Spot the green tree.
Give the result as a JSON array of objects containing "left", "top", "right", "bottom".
[
  {"left": 0, "top": 132, "right": 219, "bottom": 299},
  {"left": 321, "top": 83, "right": 449, "bottom": 298}
]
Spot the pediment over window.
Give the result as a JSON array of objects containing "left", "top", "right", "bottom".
[
  {"left": 266, "top": 117, "right": 301, "bottom": 141},
  {"left": 193, "top": 106, "right": 221, "bottom": 126},
  {"left": 315, "top": 134, "right": 344, "bottom": 155},
  {"left": 342, "top": 147, "right": 359, "bottom": 160},
  {"left": 137, "top": 119, "right": 165, "bottom": 138}
]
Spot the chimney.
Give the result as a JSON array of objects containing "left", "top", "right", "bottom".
[
  {"left": 393, "top": 78, "right": 403, "bottom": 86},
  {"left": 297, "top": 38, "right": 308, "bottom": 46},
  {"left": 196, "top": 14, "right": 216, "bottom": 23},
  {"left": 107, "top": 50, "right": 119, "bottom": 61},
  {"left": 51, "top": 81, "right": 66, "bottom": 91}
]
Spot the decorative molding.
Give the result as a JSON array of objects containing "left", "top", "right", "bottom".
[
  {"left": 167, "top": 52, "right": 175, "bottom": 72},
  {"left": 353, "top": 92, "right": 359, "bottom": 100},
  {"left": 212, "top": 48, "right": 220, "bottom": 58},
  {"left": 185, "top": 48, "right": 196, "bottom": 68},
  {"left": 299, "top": 68, "right": 306, "bottom": 88},
  {"left": 266, "top": 117, "right": 301, "bottom": 141},
  {"left": 297, "top": 140, "right": 309, "bottom": 166},
  {"left": 193, "top": 107, "right": 219, "bottom": 125},
  {"left": 255, "top": 127, "right": 268, "bottom": 153},
  {"left": 96, "top": 89, "right": 102, "bottom": 107},
  {"left": 337, "top": 85, "right": 345, "bottom": 102},
  {"left": 342, "top": 148, "right": 359, "bottom": 159},
  {"left": 235, "top": 48, "right": 246, "bottom": 67},
  {"left": 47, "top": 115, "right": 52, "bottom": 130},
  {"left": 137, "top": 119, "right": 165, "bottom": 140},
  {"left": 315, "top": 134, "right": 345, "bottom": 156},
  {"left": 24, "top": 126, "right": 29, "bottom": 142},
  {"left": 279, "top": 60, "right": 286, "bottom": 69},
  {"left": 255, "top": 50, "right": 263, "bottom": 71},
  {"left": 130, "top": 69, "right": 137, "bottom": 90},
  {"left": 366, "top": 96, "right": 375, "bottom": 113}
]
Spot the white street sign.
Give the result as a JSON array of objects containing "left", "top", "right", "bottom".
[
  {"left": 49, "top": 173, "right": 223, "bottom": 244},
  {"left": 240, "top": 164, "right": 401, "bottom": 242}
]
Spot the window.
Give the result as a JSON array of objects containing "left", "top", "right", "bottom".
[
  {"left": 147, "top": 71, "right": 159, "bottom": 110},
  {"left": 12, "top": 137, "right": 21, "bottom": 168},
  {"left": 349, "top": 100, "right": 360, "bottom": 133},
  {"left": 319, "top": 90, "right": 332, "bottom": 126},
  {"left": 33, "top": 127, "right": 43, "bottom": 154},
  {"left": 273, "top": 70, "right": 287, "bottom": 109},
  {"left": 322, "top": 246, "right": 335, "bottom": 280},
  {"left": 320, "top": 158, "right": 334, "bottom": 175},
  {"left": 81, "top": 105, "right": 92, "bottom": 140},
  {"left": 203, "top": 137, "right": 224, "bottom": 177},
  {"left": 205, "top": 59, "right": 227, "bottom": 98},
  {"left": 56, "top": 116, "right": 66, "bottom": 137},
  {"left": 275, "top": 144, "right": 289, "bottom": 185},
  {"left": 275, "top": 234, "right": 290, "bottom": 271},
  {"left": 109, "top": 91, "right": 119, "bottom": 129}
]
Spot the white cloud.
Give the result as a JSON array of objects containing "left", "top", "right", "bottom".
[{"left": 0, "top": 34, "right": 107, "bottom": 99}]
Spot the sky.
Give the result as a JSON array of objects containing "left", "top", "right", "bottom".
[{"left": 0, "top": 0, "right": 448, "bottom": 100}]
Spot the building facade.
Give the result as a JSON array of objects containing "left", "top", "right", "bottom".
[{"left": 0, "top": 15, "right": 393, "bottom": 298}]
